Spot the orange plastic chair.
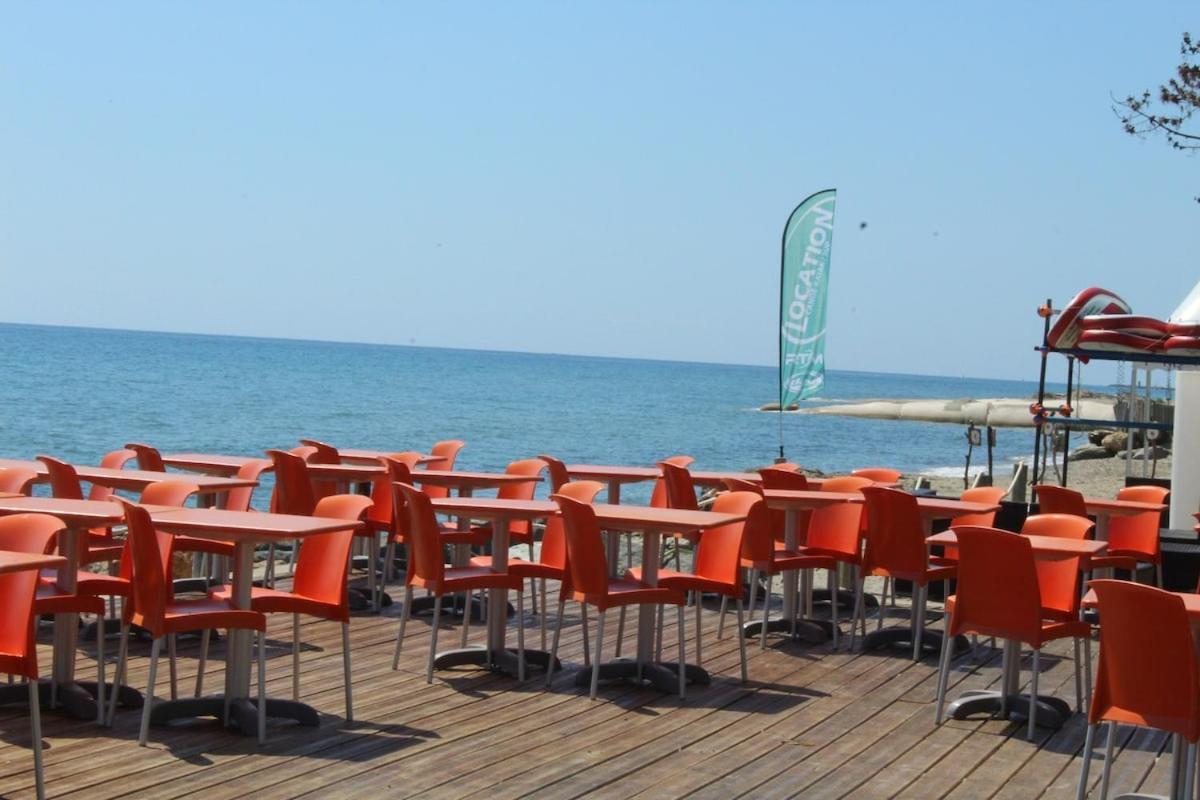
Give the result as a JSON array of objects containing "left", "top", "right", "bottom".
[
  {"left": 125, "top": 443, "right": 166, "bottom": 472},
  {"left": 391, "top": 483, "right": 525, "bottom": 683},
  {"left": 109, "top": 498, "right": 268, "bottom": 745},
  {"left": 0, "top": 468, "right": 38, "bottom": 495},
  {"left": 624, "top": 491, "right": 756, "bottom": 682},
  {"left": 0, "top": 513, "right": 110, "bottom": 726},
  {"left": 659, "top": 462, "right": 701, "bottom": 570},
  {"left": 376, "top": 453, "right": 424, "bottom": 588},
  {"left": 37, "top": 455, "right": 125, "bottom": 565},
  {"left": 931, "top": 486, "right": 1007, "bottom": 566},
  {"left": 1087, "top": 485, "right": 1170, "bottom": 586},
  {"left": 461, "top": 458, "right": 547, "bottom": 551},
  {"left": 722, "top": 477, "right": 761, "bottom": 493},
  {"left": 266, "top": 450, "right": 317, "bottom": 516},
  {"left": 759, "top": 467, "right": 810, "bottom": 545},
  {"left": 552, "top": 493, "right": 688, "bottom": 699},
  {"left": 0, "top": 558, "right": 52, "bottom": 799},
  {"left": 536, "top": 454, "right": 571, "bottom": 492},
  {"left": 933, "top": 526, "right": 1091, "bottom": 738},
  {"left": 1034, "top": 484, "right": 1089, "bottom": 517},
  {"left": 88, "top": 449, "right": 137, "bottom": 498},
  {"left": 1021, "top": 514, "right": 1095, "bottom": 625},
  {"left": 470, "top": 480, "right": 605, "bottom": 654},
  {"left": 296, "top": 439, "right": 341, "bottom": 500},
  {"left": 209, "top": 494, "right": 371, "bottom": 720},
  {"left": 174, "top": 459, "right": 270, "bottom": 571},
  {"left": 852, "top": 467, "right": 902, "bottom": 483},
  {"left": 419, "top": 440, "right": 465, "bottom": 500},
  {"left": 859, "top": 487, "right": 956, "bottom": 660},
  {"left": 1076, "top": 580, "right": 1200, "bottom": 798}
]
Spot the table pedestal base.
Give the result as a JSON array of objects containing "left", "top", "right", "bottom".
[
  {"left": 572, "top": 658, "right": 711, "bottom": 693},
  {"left": 432, "top": 646, "right": 559, "bottom": 677},
  {"left": 742, "top": 617, "right": 832, "bottom": 644},
  {"left": 945, "top": 689, "right": 1072, "bottom": 730},
  {"left": 408, "top": 596, "right": 512, "bottom": 621},
  {"left": 149, "top": 696, "right": 320, "bottom": 734},
  {"left": 810, "top": 588, "right": 878, "bottom": 610},
  {"left": 0, "top": 680, "right": 142, "bottom": 720},
  {"left": 861, "top": 628, "right": 970, "bottom": 658}
]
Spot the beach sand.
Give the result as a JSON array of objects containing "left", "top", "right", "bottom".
[{"left": 909, "top": 455, "right": 1171, "bottom": 499}]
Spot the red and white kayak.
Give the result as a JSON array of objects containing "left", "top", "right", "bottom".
[
  {"left": 1164, "top": 336, "right": 1200, "bottom": 357},
  {"left": 1047, "top": 287, "right": 1131, "bottom": 349},
  {"left": 1168, "top": 322, "right": 1200, "bottom": 337},
  {"left": 1077, "top": 330, "right": 1165, "bottom": 353},
  {"left": 1080, "top": 315, "right": 1171, "bottom": 337}
]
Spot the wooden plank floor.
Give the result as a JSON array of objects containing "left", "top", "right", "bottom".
[{"left": 0, "top": 575, "right": 1176, "bottom": 799}]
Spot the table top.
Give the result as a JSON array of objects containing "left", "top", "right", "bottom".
[
  {"left": 302, "top": 462, "right": 387, "bottom": 481},
  {"left": 148, "top": 507, "right": 363, "bottom": 543},
  {"left": 1081, "top": 588, "right": 1200, "bottom": 616},
  {"left": 161, "top": 453, "right": 268, "bottom": 475},
  {"left": 431, "top": 497, "right": 557, "bottom": 521},
  {"left": 916, "top": 497, "right": 1002, "bottom": 519},
  {"left": 927, "top": 530, "right": 1108, "bottom": 557},
  {"left": 337, "top": 448, "right": 444, "bottom": 466},
  {"left": 563, "top": 464, "right": 765, "bottom": 488},
  {"left": 0, "top": 458, "right": 256, "bottom": 493},
  {"left": 0, "top": 550, "right": 66, "bottom": 575},
  {"left": 411, "top": 470, "right": 542, "bottom": 489},
  {"left": 762, "top": 489, "right": 863, "bottom": 510},
  {"left": 589, "top": 503, "right": 746, "bottom": 533},
  {"left": 1084, "top": 497, "right": 1167, "bottom": 516},
  {"left": 0, "top": 496, "right": 127, "bottom": 526}
]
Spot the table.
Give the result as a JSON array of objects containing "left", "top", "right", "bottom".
[
  {"left": 336, "top": 448, "right": 443, "bottom": 466},
  {"left": 0, "top": 496, "right": 144, "bottom": 719},
  {"left": 860, "top": 496, "right": 1003, "bottom": 657},
  {"left": 564, "top": 464, "right": 775, "bottom": 499},
  {"left": 0, "top": 458, "right": 257, "bottom": 495},
  {"left": 930, "top": 528, "right": 1107, "bottom": 731},
  {"left": 160, "top": 453, "right": 267, "bottom": 477},
  {"left": 0, "top": 549, "right": 66, "bottom": 574},
  {"left": 145, "top": 507, "right": 363, "bottom": 734},
  {"left": 754, "top": 490, "right": 865, "bottom": 643},
  {"left": 576, "top": 503, "right": 747, "bottom": 692},
  {"left": 429, "top": 497, "right": 559, "bottom": 678}
]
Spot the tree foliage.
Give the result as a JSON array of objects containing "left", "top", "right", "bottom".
[{"left": 1115, "top": 32, "right": 1199, "bottom": 200}]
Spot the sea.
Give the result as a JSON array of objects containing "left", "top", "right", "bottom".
[{"left": 0, "top": 323, "right": 1060, "bottom": 505}]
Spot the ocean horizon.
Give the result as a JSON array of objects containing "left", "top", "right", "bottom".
[{"left": 0, "top": 321, "right": 1062, "bottom": 502}]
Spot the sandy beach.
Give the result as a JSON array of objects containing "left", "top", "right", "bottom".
[{"left": 910, "top": 455, "right": 1170, "bottom": 499}]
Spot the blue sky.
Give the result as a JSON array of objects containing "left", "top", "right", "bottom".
[{"left": 0, "top": 2, "right": 1194, "bottom": 381}]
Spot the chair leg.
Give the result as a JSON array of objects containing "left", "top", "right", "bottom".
[
  {"left": 108, "top": 623, "right": 130, "bottom": 727},
  {"left": 760, "top": 574, "right": 771, "bottom": 652},
  {"left": 590, "top": 609, "right": 606, "bottom": 700},
  {"left": 539, "top": 578, "right": 548, "bottom": 652},
  {"left": 546, "top": 601, "right": 565, "bottom": 689},
  {"left": 1076, "top": 722, "right": 1098, "bottom": 800},
  {"left": 1028, "top": 649, "right": 1040, "bottom": 740},
  {"left": 460, "top": 592, "right": 471, "bottom": 648},
  {"left": 615, "top": 606, "right": 626, "bottom": 658},
  {"left": 196, "top": 629, "right": 210, "bottom": 697},
  {"left": 746, "top": 569, "right": 759, "bottom": 622},
  {"left": 676, "top": 604, "right": 687, "bottom": 701},
  {"left": 516, "top": 591, "right": 526, "bottom": 682},
  {"left": 1156, "top": 561, "right": 1164, "bottom": 588},
  {"left": 717, "top": 595, "right": 729, "bottom": 640},
  {"left": 694, "top": 591, "right": 703, "bottom": 667},
  {"left": 292, "top": 613, "right": 301, "bottom": 701},
  {"left": 342, "top": 622, "right": 353, "bottom": 722},
  {"left": 427, "top": 595, "right": 442, "bottom": 684},
  {"left": 256, "top": 631, "right": 266, "bottom": 744},
  {"left": 139, "top": 637, "right": 162, "bottom": 746},
  {"left": 393, "top": 586, "right": 412, "bottom": 670},
  {"left": 828, "top": 568, "right": 839, "bottom": 650},
  {"left": 95, "top": 610, "right": 106, "bottom": 726},
  {"left": 1072, "top": 637, "right": 1083, "bottom": 712},
  {"left": 1084, "top": 635, "right": 1093, "bottom": 712},
  {"left": 1099, "top": 721, "right": 1117, "bottom": 799},
  {"left": 911, "top": 585, "right": 926, "bottom": 661},
  {"left": 580, "top": 603, "right": 590, "bottom": 667},
  {"left": 934, "top": 618, "right": 953, "bottom": 724},
  {"left": 655, "top": 603, "right": 664, "bottom": 662},
  {"left": 28, "top": 679, "right": 44, "bottom": 800},
  {"left": 168, "top": 633, "right": 178, "bottom": 701},
  {"left": 265, "top": 543, "right": 276, "bottom": 588},
  {"left": 1184, "top": 742, "right": 1197, "bottom": 800},
  {"left": 735, "top": 597, "right": 748, "bottom": 684}
]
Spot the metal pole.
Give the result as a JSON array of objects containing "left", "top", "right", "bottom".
[
  {"left": 1062, "top": 357, "right": 1074, "bottom": 486},
  {"left": 1030, "top": 299, "right": 1053, "bottom": 501}
]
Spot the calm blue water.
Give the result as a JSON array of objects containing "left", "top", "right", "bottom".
[{"left": 0, "top": 323, "right": 1058, "bottom": 503}]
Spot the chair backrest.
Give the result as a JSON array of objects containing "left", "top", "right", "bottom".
[
  {"left": 861, "top": 487, "right": 928, "bottom": 579},
  {"left": 806, "top": 499, "right": 867, "bottom": 559},
  {"left": 723, "top": 477, "right": 761, "bottom": 493},
  {"left": 649, "top": 455, "right": 694, "bottom": 508},
  {"left": 395, "top": 482, "right": 447, "bottom": 588},
  {"left": 369, "top": 453, "right": 422, "bottom": 528},
  {"left": 1020, "top": 513, "right": 1094, "bottom": 618},
  {"left": 821, "top": 476, "right": 873, "bottom": 493},
  {"left": 734, "top": 490, "right": 776, "bottom": 565},
  {"left": 1088, "top": 579, "right": 1200, "bottom": 739},
  {"left": 0, "top": 514, "right": 66, "bottom": 555},
  {"left": 88, "top": 449, "right": 137, "bottom": 501},
  {"left": 693, "top": 492, "right": 757, "bottom": 586},
  {"left": 125, "top": 443, "right": 166, "bottom": 472},
  {"left": 0, "top": 468, "right": 38, "bottom": 495},
  {"left": 537, "top": 454, "right": 571, "bottom": 492},
  {"left": 659, "top": 461, "right": 699, "bottom": 512},
  {"left": 950, "top": 526, "right": 1044, "bottom": 643},
  {"left": 852, "top": 467, "right": 902, "bottom": 483},
  {"left": 498, "top": 459, "right": 548, "bottom": 537},
  {"left": 0, "top": 566, "right": 42, "bottom": 679},
  {"left": 554, "top": 493, "right": 613, "bottom": 597},
  {"left": 220, "top": 459, "right": 271, "bottom": 512},
  {"left": 139, "top": 479, "right": 199, "bottom": 508},
  {"left": 1107, "top": 485, "right": 1170, "bottom": 557},
  {"left": 539, "top": 480, "right": 604, "bottom": 572},
  {"left": 1034, "top": 484, "right": 1088, "bottom": 517},
  {"left": 421, "top": 440, "right": 465, "bottom": 499},
  {"left": 953, "top": 486, "right": 1007, "bottom": 527},
  {"left": 759, "top": 468, "right": 808, "bottom": 491},
  {"left": 292, "top": 494, "right": 373, "bottom": 612},
  {"left": 115, "top": 499, "right": 173, "bottom": 634},
  {"left": 37, "top": 455, "right": 84, "bottom": 500},
  {"left": 266, "top": 450, "right": 317, "bottom": 516},
  {"left": 298, "top": 439, "right": 340, "bottom": 463}
]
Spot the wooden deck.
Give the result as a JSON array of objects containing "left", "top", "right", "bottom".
[{"left": 0, "top": 580, "right": 1178, "bottom": 799}]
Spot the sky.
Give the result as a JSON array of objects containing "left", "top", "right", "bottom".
[{"left": 0, "top": 2, "right": 1195, "bottom": 382}]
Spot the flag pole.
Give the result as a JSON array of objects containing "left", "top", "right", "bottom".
[{"left": 777, "top": 206, "right": 788, "bottom": 462}]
